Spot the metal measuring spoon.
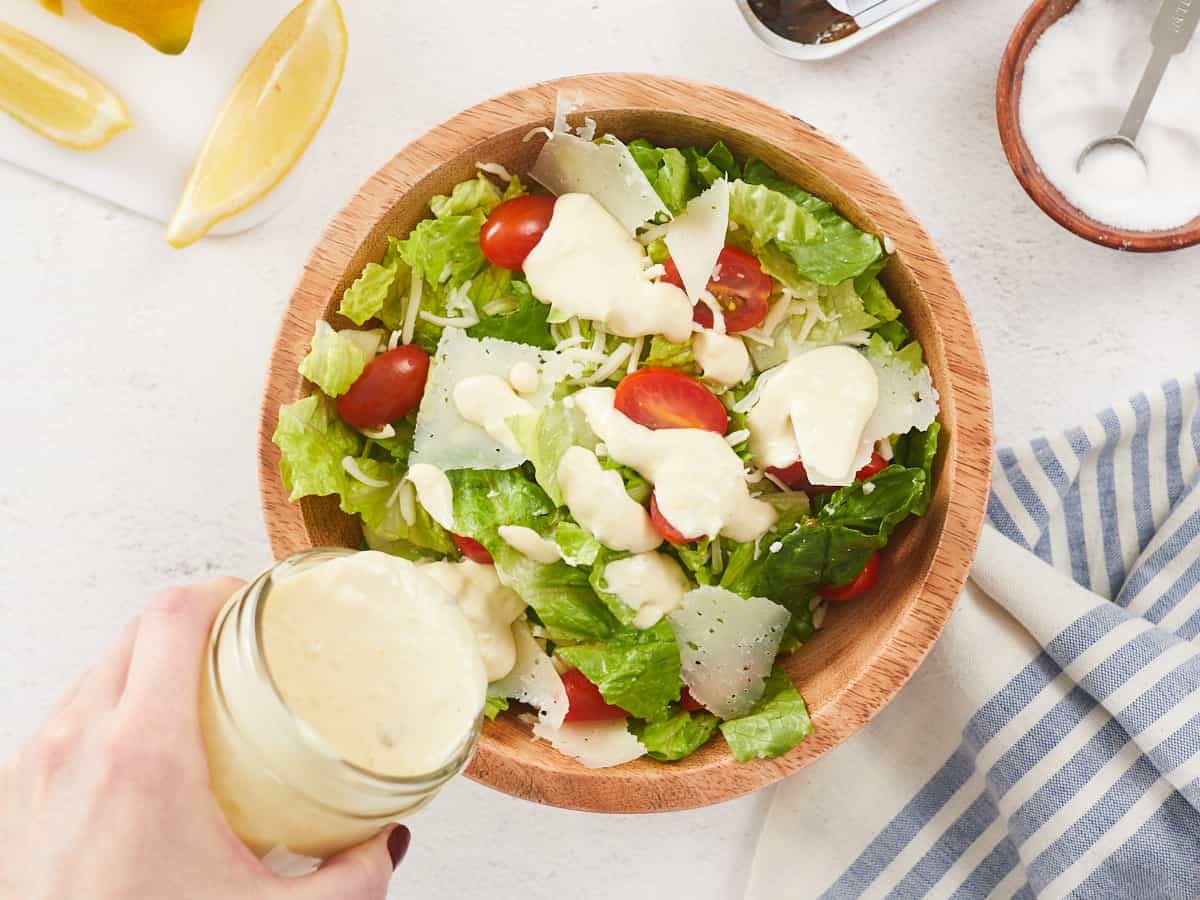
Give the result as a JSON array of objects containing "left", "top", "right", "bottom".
[{"left": 1076, "top": 0, "right": 1200, "bottom": 172}]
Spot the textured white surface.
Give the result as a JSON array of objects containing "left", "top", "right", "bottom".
[{"left": 2, "top": 1, "right": 1200, "bottom": 899}]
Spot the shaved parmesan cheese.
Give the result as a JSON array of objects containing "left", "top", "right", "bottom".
[
  {"left": 862, "top": 354, "right": 940, "bottom": 447},
  {"left": 476, "top": 161, "right": 513, "bottom": 182},
  {"left": 530, "top": 133, "right": 669, "bottom": 234},
  {"left": 664, "top": 178, "right": 729, "bottom": 302},
  {"left": 410, "top": 329, "right": 584, "bottom": 471},
  {"left": 668, "top": 586, "right": 790, "bottom": 719},
  {"left": 342, "top": 456, "right": 389, "bottom": 488},
  {"left": 532, "top": 718, "right": 646, "bottom": 769},
  {"left": 488, "top": 620, "right": 568, "bottom": 729}
]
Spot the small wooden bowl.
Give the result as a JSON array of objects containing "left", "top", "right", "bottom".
[
  {"left": 258, "top": 74, "right": 993, "bottom": 813},
  {"left": 997, "top": 0, "right": 1200, "bottom": 252}
]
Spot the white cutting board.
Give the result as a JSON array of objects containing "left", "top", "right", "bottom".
[{"left": 0, "top": 0, "right": 305, "bottom": 234}]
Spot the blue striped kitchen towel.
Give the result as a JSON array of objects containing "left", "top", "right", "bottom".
[{"left": 747, "top": 374, "right": 1200, "bottom": 900}]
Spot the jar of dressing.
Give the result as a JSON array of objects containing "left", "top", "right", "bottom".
[{"left": 199, "top": 548, "right": 487, "bottom": 862}]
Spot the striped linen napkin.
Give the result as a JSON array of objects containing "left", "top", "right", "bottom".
[{"left": 746, "top": 374, "right": 1200, "bottom": 899}]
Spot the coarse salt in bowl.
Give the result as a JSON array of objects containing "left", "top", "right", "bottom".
[{"left": 998, "top": 0, "right": 1200, "bottom": 251}]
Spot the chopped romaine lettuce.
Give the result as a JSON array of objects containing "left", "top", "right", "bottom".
[
  {"left": 630, "top": 709, "right": 719, "bottom": 761},
  {"left": 557, "top": 620, "right": 682, "bottom": 721},
  {"left": 297, "top": 322, "right": 381, "bottom": 397},
  {"left": 339, "top": 457, "right": 456, "bottom": 556},
  {"left": 397, "top": 212, "right": 487, "bottom": 290},
  {"left": 628, "top": 139, "right": 694, "bottom": 214},
  {"left": 273, "top": 394, "right": 362, "bottom": 502},
  {"left": 892, "top": 423, "right": 941, "bottom": 516},
  {"left": 642, "top": 335, "right": 696, "bottom": 372},
  {"left": 741, "top": 159, "right": 883, "bottom": 285},
  {"left": 719, "top": 667, "right": 813, "bottom": 761},
  {"left": 338, "top": 237, "right": 408, "bottom": 327},
  {"left": 729, "top": 180, "right": 821, "bottom": 250},
  {"left": 555, "top": 520, "right": 604, "bottom": 568},
  {"left": 816, "top": 466, "right": 928, "bottom": 538},
  {"left": 483, "top": 695, "right": 509, "bottom": 720},
  {"left": 509, "top": 400, "right": 598, "bottom": 506},
  {"left": 430, "top": 173, "right": 502, "bottom": 219},
  {"left": 466, "top": 280, "right": 554, "bottom": 349},
  {"left": 683, "top": 140, "right": 741, "bottom": 189}
]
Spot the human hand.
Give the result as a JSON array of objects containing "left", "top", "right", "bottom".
[{"left": 0, "top": 577, "right": 409, "bottom": 900}]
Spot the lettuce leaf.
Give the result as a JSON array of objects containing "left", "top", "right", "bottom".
[
  {"left": 445, "top": 467, "right": 617, "bottom": 641},
  {"left": 628, "top": 140, "right": 694, "bottom": 214},
  {"left": 397, "top": 212, "right": 487, "bottom": 289},
  {"left": 719, "top": 667, "right": 813, "bottom": 761},
  {"left": 556, "top": 620, "right": 682, "bottom": 721},
  {"left": 642, "top": 335, "right": 696, "bottom": 372},
  {"left": 509, "top": 400, "right": 598, "bottom": 506},
  {"left": 816, "top": 466, "right": 927, "bottom": 538},
  {"left": 729, "top": 180, "right": 821, "bottom": 249},
  {"left": 338, "top": 237, "right": 409, "bottom": 326},
  {"left": 339, "top": 457, "right": 457, "bottom": 556},
  {"left": 466, "top": 280, "right": 554, "bottom": 349},
  {"left": 483, "top": 695, "right": 509, "bottom": 720},
  {"left": 683, "top": 140, "right": 741, "bottom": 189},
  {"left": 429, "top": 173, "right": 502, "bottom": 219},
  {"left": 297, "top": 322, "right": 381, "bottom": 397},
  {"left": 273, "top": 394, "right": 362, "bottom": 502},
  {"left": 555, "top": 520, "right": 604, "bottom": 568},
  {"left": 741, "top": 159, "right": 883, "bottom": 285},
  {"left": 892, "top": 423, "right": 941, "bottom": 516},
  {"left": 630, "top": 709, "right": 719, "bottom": 761}
]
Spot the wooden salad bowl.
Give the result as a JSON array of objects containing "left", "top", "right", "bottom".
[
  {"left": 997, "top": 0, "right": 1200, "bottom": 252},
  {"left": 258, "top": 74, "right": 993, "bottom": 813}
]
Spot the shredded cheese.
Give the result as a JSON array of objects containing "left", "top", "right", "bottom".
[
  {"left": 626, "top": 335, "right": 644, "bottom": 375},
  {"left": 401, "top": 270, "right": 423, "bottom": 345},
  {"left": 341, "top": 456, "right": 389, "bottom": 488},
  {"left": 581, "top": 343, "right": 633, "bottom": 385}
]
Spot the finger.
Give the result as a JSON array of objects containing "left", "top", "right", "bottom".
[
  {"left": 67, "top": 616, "right": 141, "bottom": 713},
  {"left": 284, "top": 826, "right": 406, "bottom": 900},
  {"left": 119, "top": 577, "right": 243, "bottom": 744}
]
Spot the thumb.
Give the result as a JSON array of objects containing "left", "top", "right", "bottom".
[{"left": 285, "top": 826, "right": 409, "bottom": 900}]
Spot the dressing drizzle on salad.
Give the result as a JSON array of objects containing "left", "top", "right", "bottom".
[{"left": 274, "top": 100, "right": 942, "bottom": 769}]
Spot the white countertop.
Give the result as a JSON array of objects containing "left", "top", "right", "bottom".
[{"left": 3, "top": 1, "right": 1199, "bottom": 898}]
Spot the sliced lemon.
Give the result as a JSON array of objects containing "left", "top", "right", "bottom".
[
  {"left": 78, "top": 0, "right": 202, "bottom": 56},
  {"left": 0, "top": 20, "right": 131, "bottom": 150},
  {"left": 165, "top": 0, "right": 346, "bottom": 249},
  {"left": 38, "top": 0, "right": 64, "bottom": 15}
]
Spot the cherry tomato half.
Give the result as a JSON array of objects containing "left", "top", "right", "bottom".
[
  {"left": 680, "top": 687, "right": 705, "bottom": 712},
  {"left": 767, "top": 453, "right": 889, "bottom": 495},
  {"left": 650, "top": 492, "right": 700, "bottom": 545},
  {"left": 337, "top": 345, "right": 431, "bottom": 429},
  {"left": 479, "top": 194, "right": 556, "bottom": 270},
  {"left": 452, "top": 534, "right": 494, "bottom": 565},
  {"left": 821, "top": 551, "right": 880, "bottom": 602},
  {"left": 614, "top": 368, "right": 728, "bottom": 434},
  {"left": 562, "top": 669, "right": 628, "bottom": 722},
  {"left": 662, "top": 247, "right": 771, "bottom": 333}
]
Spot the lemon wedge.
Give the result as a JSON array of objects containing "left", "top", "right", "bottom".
[
  {"left": 37, "top": 0, "right": 64, "bottom": 14},
  {"left": 0, "top": 21, "right": 131, "bottom": 150},
  {"left": 165, "top": 0, "right": 346, "bottom": 249},
  {"left": 78, "top": 0, "right": 202, "bottom": 56}
]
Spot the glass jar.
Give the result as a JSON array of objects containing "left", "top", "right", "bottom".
[{"left": 199, "top": 548, "right": 482, "bottom": 862}]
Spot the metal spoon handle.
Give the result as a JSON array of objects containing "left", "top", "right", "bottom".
[{"left": 1119, "top": 0, "right": 1200, "bottom": 142}]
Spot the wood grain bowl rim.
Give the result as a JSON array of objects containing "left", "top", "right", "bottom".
[
  {"left": 996, "top": 0, "right": 1200, "bottom": 253},
  {"left": 257, "top": 73, "right": 993, "bottom": 813}
]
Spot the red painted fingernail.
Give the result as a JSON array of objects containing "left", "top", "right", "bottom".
[{"left": 387, "top": 825, "right": 411, "bottom": 869}]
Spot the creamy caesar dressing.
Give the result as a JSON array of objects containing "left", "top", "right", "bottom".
[
  {"left": 603, "top": 552, "right": 691, "bottom": 629},
  {"left": 257, "top": 553, "right": 486, "bottom": 778},
  {"left": 522, "top": 193, "right": 693, "bottom": 343},
  {"left": 421, "top": 559, "right": 525, "bottom": 682},
  {"left": 573, "top": 388, "right": 777, "bottom": 542},
  {"left": 405, "top": 463, "right": 456, "bottom": 530},
  {"left": 747, "top": 346, "right": 880, "bottom": 486},
  {"left": 452, "top": 374, "right": 533, "bottom": 454},
  {"left": 556, "top": 445, "right": 662, "bottom": 552},
  {"left": 694, "top": 332, "right": 750, "bottom": 386},
  {"left": 498, "top": 525, "right": 562, "bottom": 564},
  {"left": 507, "top": 361, "right": 540, "bottom": 394}
]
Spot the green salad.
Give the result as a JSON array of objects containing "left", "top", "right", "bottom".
[{"left": 274, "top": 108, "right": 941, "bottom": 768}]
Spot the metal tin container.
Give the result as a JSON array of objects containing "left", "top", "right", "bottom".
[{"left": 737, "top": 0, "right": 944, "bottom": 59}]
